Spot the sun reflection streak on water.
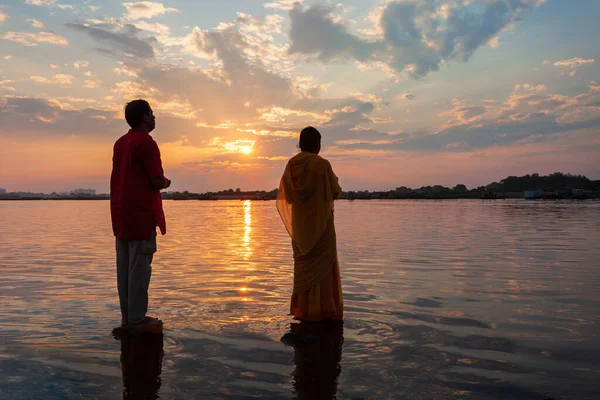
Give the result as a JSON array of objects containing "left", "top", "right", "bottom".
[{"left": 243, "top": 199, "right": 253, "bottom": 261}]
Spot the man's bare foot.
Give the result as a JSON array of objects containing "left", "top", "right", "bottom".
[{"left": 127, "top": 316, "right": 163, "bottom": 334}]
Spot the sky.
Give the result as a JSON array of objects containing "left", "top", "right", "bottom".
[{"left": 0, "top": 0, "right": 598, "bottom": 193}]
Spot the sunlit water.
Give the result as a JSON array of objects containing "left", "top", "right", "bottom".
[{"left": 0, "top": 200, "right": 598, "bottom": 399}]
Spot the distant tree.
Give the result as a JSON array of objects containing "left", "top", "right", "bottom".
[
  {"left": 499, "top": 172, "right": 592, "bottom": 192},
  {"left": 453, "top": 184, "right": 468, "bottom": 193},
  {"left": 396, "top": 186, "right": 412, "bottom": 194},
  {"left": 236, "top": 188, "right": 241, "bottom": 193},
  {"left": 431, "top": 185, "right": 451, "bottom": 193}
]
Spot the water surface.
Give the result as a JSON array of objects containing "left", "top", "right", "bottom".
[{"left": 0, "top": 200, "right": 598, "bottom": 399}]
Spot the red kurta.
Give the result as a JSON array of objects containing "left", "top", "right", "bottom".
[{"left": 110, "top": 129, "right": 166, "bottom": 240}]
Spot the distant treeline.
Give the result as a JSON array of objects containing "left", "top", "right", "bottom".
[
  {"left": 490, "top": 173, "right": 598, "bottom": 192},
  {"left": 2, "top": 173, "right": 598, "bottom": 201},
  {"left": 163, "top": 188, "right": 278, "bottom": 200},
  {"left": 395, "top": 172, "right": 598, "bottom": 194},
  {"left": 342, "top": 172, "right": 599, "bottom": 200}
]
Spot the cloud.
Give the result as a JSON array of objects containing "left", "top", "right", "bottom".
[
  {"left": 351, "top": 92, "right": 383, "bottom": 104},
  {"left": 395, "top": 83, "right": 600, "bottom": 151},
  {"left": 264, "top": 0, "right": 305, "bottom": 11},
  {"left": 123, "top": 2, "right": 179, "bottom": 20},
  {"left": 398, "top": 91, "right": 416, "bottom": 100},
  {"left": 97, "top": 15, "right": 391, "bottom": 155},
  {"left": 15, "top": 4, "right": 587, "bottom": 160},
  {"left": 3, "top": 55, "right": 12, "bottom": 60},
  {"left": 152, "top": 12, "right": 292, "bottom": 80},
  {"left": 0, "top": 10, "right": 7, "bottom": 23},
  {"left": 514, "top": 83, "right": 546, "bottom": 92},
  {"left": 552, "top": 57, "right": 595, "bottom": 76},
  {"left": 65, "top": 23, "right": 155, "bottom": 59},
  {"left": 60, "top": 96, "right": 97, "bottom": 103},
  {"left": 0, "top": 95, "right": 120, "bottom": 134},
  {"left": 1, "top": 96, "right": 56, "bottom": 119},
  {"left": 1, "top": 31, "right": 68, "bottom": 46},
  {"left": 23, "top": 0, "right": 73, "bottom": 10},
  {"left": 288, "top": 1, "right": 545, "bottom": 79},
  {"left": 160, "top": 23, "right": 296, "bottom": 122},
  {"left": 0, "top": 79, "right": 16, "bottom": 91},
  {"left": 132, "top": 21, "right": 171, "bottom": 36},
  {"left": 322, "top": 101, "right": 378, "bottom": 129},
  {"left": 437, "top": 100, "right": 489, "bottom": 131},
  {"left": 114, "top": 62, "right": 138, "bottom": 77},
  {"left": 258, "top": 106, "right": 328, "bottom": 126},
  {"left": 83, "top": 79, "right": 102, "bottom": 88},
  {"left": 73, "top": 60, "right": 89, "bottom": 69},
  {"left": 26, "top": 18, "right": 45, "bottom": 29},
  {"left": 330, "top": 81, "right": 600, "bottom": 155},
  {"left": 30, "top": 74, "right": 74, "bottom": 85},
  {"left": 336, "top": 138, "right": 397, "bottom": 146},
  {"left": 553, "top": 57, "right": 595, "bottom": 68},
  {"left": 288, "top": 4, "right": 374, "bottom": 63}
]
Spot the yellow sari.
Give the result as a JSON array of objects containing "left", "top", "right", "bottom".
[{"left": 277, "top": 152, "right": 343, "bottom": 321}]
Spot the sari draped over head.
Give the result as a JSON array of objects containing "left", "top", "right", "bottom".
[{"left": 277, "top": 152, "right": 343, "bottom": 299}]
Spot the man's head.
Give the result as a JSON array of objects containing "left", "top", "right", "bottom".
[
  {"left": 125, "top": 99, "right": 155, "bottom": 133},
  {"left": 299, "top": 126, "right": 321, "bottom": 154}
]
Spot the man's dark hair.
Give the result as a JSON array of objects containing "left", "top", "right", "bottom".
[
  {"left": 299, "top": 126, "right": 321, "bottom": 152},
  {"left": 125, "top": 99, "right": 151, "bottom": 128}
]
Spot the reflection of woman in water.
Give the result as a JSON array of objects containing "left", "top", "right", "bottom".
[
  {"left": 117, "top": 331, "right": 164, "bottom": 399},
  {"left": 286, "top": 320, "right": 344, "bottom": 399},
  {"left": 277, "top": 127, "right": 343, "bottom": 321}
]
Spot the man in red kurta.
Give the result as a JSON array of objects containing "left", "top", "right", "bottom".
[{"left": 110, "top": 99, "right": 170, "bottom": 333}]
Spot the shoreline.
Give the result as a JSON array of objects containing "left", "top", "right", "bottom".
[{"left": 1, "top": 197, "right": 598, "bottom": 201}]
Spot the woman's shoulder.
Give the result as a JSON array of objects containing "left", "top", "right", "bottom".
[
  {"left": 310, "top": 156, "right": 333, "bottom": 174},
  {"left": 290, "top": 152, "right": 323, "bottom": 163},
  {"left": 288, "top": 152, "right": 332, "bottom": 171},
  {"left": 314, "top": 154, "right": 331, "bottom": 165}
]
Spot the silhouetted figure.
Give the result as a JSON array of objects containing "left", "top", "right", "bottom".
[
  {"left": 277, "top": 127, "right": 344, "bottom": 321},
  {"left": 282, "top": 320, "right": 344, "bottom": 400},
  {"left": 115, "top": 329, "right": 164, "bottom": 400},
  {"left": 111, "top": 99, "right": 171, "bottom": 333}
]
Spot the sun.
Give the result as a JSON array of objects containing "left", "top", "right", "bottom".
[
  {"left": 224, "top": 139, "right": 255, "bottom": 155},
  {"left": 241, "top": 146, "right": 253, "bottom": 155}
]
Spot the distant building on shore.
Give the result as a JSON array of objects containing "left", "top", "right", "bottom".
[{"left": 0, "top": 188, "right": 6, "bottom": 194}]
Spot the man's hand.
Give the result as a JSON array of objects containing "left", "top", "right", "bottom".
[{"left": 151, "top": 176, "right": 171, "bottom": 191}]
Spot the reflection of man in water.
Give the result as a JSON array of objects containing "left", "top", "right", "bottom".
[
  {"left": 117, "top": 332, "right": 164, "bottom": 399},
  {"left": 283, "top": 321, "right": 344, "bottom": 399}
]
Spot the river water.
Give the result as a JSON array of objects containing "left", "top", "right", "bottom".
[{"left": 0, "top": 200, "right": 598, "bottom": 399}]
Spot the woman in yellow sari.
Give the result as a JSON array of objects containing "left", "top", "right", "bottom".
[{"left": 277, "top": 127, "right": 343, "bottom": 321}]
